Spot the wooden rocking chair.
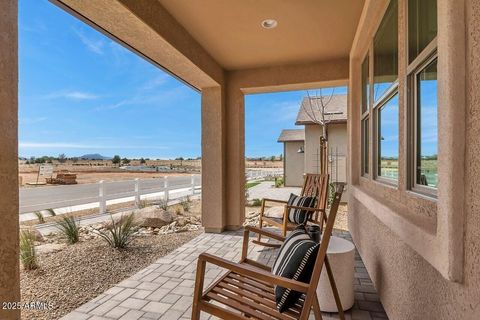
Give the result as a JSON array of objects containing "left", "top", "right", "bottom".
[
  {"left": 192, "top": 185, "right": 345, "bottom": 320},
  {"left": 253, "top": 174, "right": 329, "bottom": 247}
]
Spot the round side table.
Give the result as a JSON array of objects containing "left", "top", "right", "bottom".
[{"left": 316, "top": 235, "right": 355, "bottom": 312}]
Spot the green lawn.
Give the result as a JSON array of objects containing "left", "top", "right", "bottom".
[{"left": 246, "top": 181, "right": 262, "bottom": 189}]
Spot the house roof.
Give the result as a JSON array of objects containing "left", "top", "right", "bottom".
[
  {"left": 295, "top": 94, "right": 348, "bottom": 125},
  {"left": 277, "top": 129, "right": 305, "bottom": 142}
]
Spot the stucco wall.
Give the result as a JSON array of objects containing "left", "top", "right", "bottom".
[
  {"left": 348, "top": 0, "right": 479, "bottom": 319},
  {"left": 304, "top": 123, "right": 348, "bottom": 183},
  {"left": 0, "top": 1, "right": 20, "bottom": 319},
  {"left": 304, "top": 124, "right": 321, "bottom": 174},
  {"left": 284, "top": 141, "right": 304, "bottom": 187}
]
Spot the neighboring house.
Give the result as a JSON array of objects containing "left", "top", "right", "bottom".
[
  {"left": 278, "top": 94, "right": 348, "bottom": 188},
  {"left": 277, "top": 129, "right": 305, "bottom": 187}
]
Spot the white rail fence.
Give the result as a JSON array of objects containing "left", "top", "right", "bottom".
[
  {"left": 245, "top": 169, "right": 283, "bottom": 181},
  {"left": 20, "top": 175, "right": 201, "bottom": 215}
]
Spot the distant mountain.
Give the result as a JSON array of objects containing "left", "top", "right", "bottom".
[{"left": 79, "top": 153, "right": 111, "bottom": 160}]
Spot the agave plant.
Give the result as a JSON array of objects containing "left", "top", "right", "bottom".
[
  {"left": 158, "top": 198, "right": 168, "bottom": 211},
  {"left": 46, "top": 208, "right": 56, "bottom": 217},
  {"left": 56, "top": 215, "right": 80, "bottom": 244},
  {"left": 96, "top": 213, "right": 138, "bottom": 249},
  {"left": 180, "top": 196, "right": 191, "bottom": 212},
  {"left": 20, "top": 230, "right": 38, "bottom": 270},
  {"left": 33, "top": 211, "right": 45, "bottom": 224}
]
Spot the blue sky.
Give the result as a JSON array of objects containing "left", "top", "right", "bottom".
[
  {"left": 245, "top": 87, "right": 347, "bottom": 157},
  {"left": 19, "top": 0, "right": 201, "bottom": 159},
  {"left": 19, "top": 0, "right": 345, "bottom": 159}
]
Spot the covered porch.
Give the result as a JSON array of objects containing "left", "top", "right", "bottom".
[
  {"left": 1, "top": 0, "right": 479, "bottom": 320},
  {"left": 61, "top": 229, "right": 386, "bottom": 320}
]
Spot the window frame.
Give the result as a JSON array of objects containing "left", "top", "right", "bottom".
[
  {"left": 408, "top": 50, "right": 438, "bottom": 197},
  {"left": 361, "top": 53, "right": 370, "bottom": 177},
  {"left": 373, "top": 84, "right": 399, "bottom": 186},
  {"left": 406, "top": 0, "right": 438, "bottom": 197}
]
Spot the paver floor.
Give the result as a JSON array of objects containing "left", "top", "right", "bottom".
[{"left": 62, "top": 229, "right": 388, "bottom": 320}]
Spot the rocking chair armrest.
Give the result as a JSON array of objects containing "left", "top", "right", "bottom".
[
  {"left": 198, "top": 253, "right": 309, "bottom": 293},
  {"left": 244, "top": 225, "right": 286, "bottom": 242},
  {"left": 285, "top": 205, "right": 324, "bottom": 212},
  {"left": 261, "top": 198, "right": 288, "bottom": 205}
]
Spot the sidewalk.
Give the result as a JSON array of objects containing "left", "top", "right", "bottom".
[{"left": 247, "top": 181, "right": 301, "bottom": 201}]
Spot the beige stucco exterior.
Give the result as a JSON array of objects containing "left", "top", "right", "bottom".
[
  {"left": 304, "top": 124, "right": 347, "bottom": 183},
  {"left": 0, "top": 0, "right": 478, "bottom": 319},
  {"left": 347, "top": 0, "right": 479, "bottom": 319},
  {"left": 0, "top": 1, "right": 20, "bottom": 319},
  {"left": 284, "top": 141, "right": 305, "bottom": 187}
]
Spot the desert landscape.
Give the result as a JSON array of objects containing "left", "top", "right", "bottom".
[{"left": 19, "top": 157, "right": 283, "bottom": 186}]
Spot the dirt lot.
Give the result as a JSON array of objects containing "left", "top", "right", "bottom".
[
  {"left": 19, "top": 170, "right": 193, "bottom": 186},
  {"left": 19, "top": 159, "right": 283, "bottom": 186}
]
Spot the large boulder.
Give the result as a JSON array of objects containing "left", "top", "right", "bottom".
[
  {"left": 20, "top": 227, "right": 44, "bottom": 242},
  {"left": 134, "top": 206, "right": 173, "bottom": 228}
]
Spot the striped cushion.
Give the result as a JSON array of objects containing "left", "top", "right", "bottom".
[
  {"left": 287, "top": 193, "right": 316, "bottom": 224},
  {"left": 272, "top": 226, "right": 319, "bottom": 312}
]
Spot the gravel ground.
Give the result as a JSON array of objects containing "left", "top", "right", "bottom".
[
  {"left": 20, "top": 230, "right": 202, "bottom": 320},
  {"left": 245, "top": 204, "right": 349, "bottom": 231}
]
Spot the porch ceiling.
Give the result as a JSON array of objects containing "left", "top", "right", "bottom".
[{"left": 158, "top": 0, "right": 365, "bottom": 70}]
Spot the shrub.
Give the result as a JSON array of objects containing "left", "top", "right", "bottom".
[
  {"left": 158, "top": 198, "right": 168, "bottom": 211},
  {"left": 56, "top": 215, "right": 80, "bottom": 244},
  {"left": 274, "top": 177, "right": 284, "bottom": 188},
  {"left": 175, "top": 206, "right": 182, "bottom": 215},
  {"left": 252, "top": 198, "right": 262, "bottom": 207},
  {"left": 180, "top": 197, "right": 191, "bottom": 212},
  {"left": 138, "top": 199, "right": 150, "bottom": 209},
  {"left": 34, "top": 211, "right": 45, "bottom": 224},
  {"left": 20, "top": 230, "right": 38, "bottom": 270},
  {"left": 328, "top": 182, "right": 336, "bottom": 206},
  {"left": 96, "top": 213, "right": 137, "bottom": 249}
]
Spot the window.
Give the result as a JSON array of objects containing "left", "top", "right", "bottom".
[
  {"left": 372, "top": 0, "right": 399, "bottom": 183},
  {"left": 361, "top": 57, "right": 369, "bottom": 114},
  {"left": 408, "top": 0, "right": 437, "bottom": 194},
  {"left": 373, "top": 0, "right": 398, "bottom": 102},
  {"left": 408, "top": 0, "right": 437, "bottom": 63},
  {"left": 361, "top": 55, "right": 370, "bottom": 176},
  {"left": 362, "top": 117, "right": 369, "bottom": 175},
  {"left": 377, "top": 94, "right": 399, "bottom": 181},
  {"left": 415, "top": 58, "right": 438, "bottom": 188}
]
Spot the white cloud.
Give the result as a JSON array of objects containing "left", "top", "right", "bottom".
[
  {"left": 275, "top": 101, "right": 301, "bottom": 122},
  {"left": 20, "top": 117, "right": 48, "bottom": 125},
  {"left": 64, "top": 91, "right": 99, "bottom": 100},
  {"left": 141, "top": 75, "right": 169, "bottom": 91},
  {"left": 42, "top": 90, "right": 99, "bottom": 101},
  {"left": 95, "top": 85, "right": 185, "bottom": 111},
  {"left": 72, "top": 27, "right": 104, "bottom": 55}
]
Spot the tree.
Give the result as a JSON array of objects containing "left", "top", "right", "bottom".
[
  {"left": 270, "top": 155, "right": 276, "bottom": 162},
  {"left": 140, "top": 158, "right": 146, "bottom": 164},
  {"left": 303, "top": 89, "right": 338, "bottom": 175},
  {"left": 279, "top": 154, "right": 283, "bottom": 161},
  {"left": 122, "top": 157, "right": 131, "bottom": 165},
  {"left": 112, "top": 155, "right": 121, "bottom": 165},
  {"left": 58, "top": 153, "right": 67, "bottom": 163}
]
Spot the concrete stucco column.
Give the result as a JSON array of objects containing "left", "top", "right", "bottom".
[
  {"left": 0, "top": 1, "right": 20, "bottom": 319},
  {"left": 225, "top": 81, "right": 245, "bottom": 230},
  {"left": 201, "top": 87, "right": 227, "bottom": 232}
]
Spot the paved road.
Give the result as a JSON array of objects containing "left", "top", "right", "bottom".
[{"left": 20, "top": 175, "right": 201, "bottom": 214}]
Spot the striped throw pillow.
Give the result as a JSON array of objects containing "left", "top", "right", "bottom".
[
  {"left": 287, "top": 193, "right": 316, "bottom": 224},
  {"left": 272, "top": 226, "right": 319, "bottom": 312}
]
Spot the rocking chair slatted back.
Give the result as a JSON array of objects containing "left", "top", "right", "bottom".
[
  {"left": 301, "top": 174, "right": 329, "bottom": 224},
  {"left": 300, "top": 183, "right": 344, "bottom": 319}
]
